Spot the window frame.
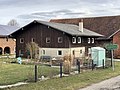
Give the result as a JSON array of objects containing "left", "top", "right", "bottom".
[
  {"left": 42, "top": 50, "right": 45, "bottom": 55},
  {"left": 77, "top": 37, "right": 81, "bottom": 43},
  {"left": 19, "top": 49, "right": 24, "bottom": 56},
  {"left": 80, "top": 49, "right": 82, "bottom": 54},
  {"left": 58, "top": 37, "right": 63, "bottom": 43},
  {"left": 72, "top": 50, "right": 75, "bottom": 55},
  {"left": 88, "top": 38, "right": 90, "bottom": 44},
  {"left": 46, "top": 37, "right": 50, "bottom": 43},
  {"left": 92, "top": 38, "right": 95, "bottom": 43},
  {"left": 57, "top": 50, "right": 62, "bottom": 56},
  {"left": 20, "top": 38, "right": 24, "bottom": 43},
  {"left": 31, "top": 38, "right": 35, "bottom": 42},
  {"left": 72, "top": 37, "right": 76, "bottom": 43}
]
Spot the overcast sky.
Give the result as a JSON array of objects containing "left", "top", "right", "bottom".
[{"left": 0, "top": 0, "right": 120, "bottom": 26}]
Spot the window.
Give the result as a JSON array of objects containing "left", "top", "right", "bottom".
[
  {"left": 80, "top": 50, "right": 82, "bottom": 54},
  {"left": 88, "top": 38, "right": 90, "bottom": 44},
  {"left": 92, "top": 38, "right": 94, "bottom": 43},
  {"left": 72, "top": 37, "right": 76, "bottom": 43},
  {"left": 14, "top": 47, "right": 16, "bottom": 53},
  {"left": 88, "top": 48, "right": 91, "bottom": 54},
  {"left": 73, "top": 50, "right": 75, "bottom": 55},
  {"left": 77, "top": 37, "right": 81, "bottom": 43},
  {"left": 37, "top": 50, "right": 39, "bottom": 54},
  {"left": 20, "top": 38, "right": 24, "bottom": 43},
  {"left": 42, "top": 50, "right": 45, "bottom": 55},
  {"left": 46, "top": 37, "right": 50, "bottom": 43},
  {"left": 19, "top": 50, "right": 24, "bottom": 56},
  {"left": 58, "top": 37, "right": 63, "bottom": 43},
  {"left": 31, "top": 38, "right": 35, "bottom": 42},
  {"left": 58, "top": 50, "right": 62, "bottom": 56}
]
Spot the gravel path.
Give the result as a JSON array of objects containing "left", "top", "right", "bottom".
[{"left": 79, "top": 75, "right": 120, "bottom": 90}]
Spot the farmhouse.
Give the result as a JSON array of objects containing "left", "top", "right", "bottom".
[
  {"left": 10, "top": 20, "right": 102, "bottom": 61},
  {"left": 0, "top": 24, "right": 18, "bottom": 55},
  {"left": 50, "top": 15, "right": 120, "bottom": 58}
]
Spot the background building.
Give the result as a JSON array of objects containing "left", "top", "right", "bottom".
[
  {"left": 50, "top": 15, "right": 120, "bottom": 58},
  {"left": 0, "top": 24, "right": 18, "bottom": 55}
]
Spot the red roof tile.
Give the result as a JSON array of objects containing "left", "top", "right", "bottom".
[{"left": 50, "top": 15, "right": 120, "bottom": 38}]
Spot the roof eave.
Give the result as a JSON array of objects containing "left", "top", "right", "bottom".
[{"left": 107, "top": 29, "right": 120, "bottom": 39}]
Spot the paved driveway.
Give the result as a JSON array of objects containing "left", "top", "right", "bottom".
[{"left": 79, "top": 75, "right": 120, "bottom": 90}]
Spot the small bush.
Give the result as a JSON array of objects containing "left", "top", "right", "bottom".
[{"left": 63, "top": 55, "right": 71, "bottom": 74}]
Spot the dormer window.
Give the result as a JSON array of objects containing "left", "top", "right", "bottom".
[
  {"left": 72, "top": 37, "right": 76, "bottom": 43},
  {"left": 92, "top": 38, "right": 94, "bottom": 43},
  {"left": 88, "top": 38, "right": 90, "bottom": 44},
  {"left": 77, "top": 37, "right": 81, "bottom": 43}
]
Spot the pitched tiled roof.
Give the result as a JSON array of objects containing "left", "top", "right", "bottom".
[
  {"left": 0, "top": 24, "right": 19, "bottom": 37},
  {"left": 11, "top": 20, "right": 102, "bottom": 37},
  {"left": 50, "top": 15, "right": 120, "bottom": 38},
  {"left": 37, "top": 20, "right": 103, "bottom": 37}
]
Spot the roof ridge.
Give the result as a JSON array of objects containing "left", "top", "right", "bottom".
[
  {"left": 36, "top": 20, "right": 78, "bottom": 26},
  {"left": 50, "top": 15, "right": 120, "bottom": 21}
]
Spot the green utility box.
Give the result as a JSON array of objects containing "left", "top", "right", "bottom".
[{"left": 91, "top": 47, "right": 105, "bottom": 67}]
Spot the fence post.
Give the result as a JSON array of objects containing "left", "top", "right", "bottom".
[
  {"left": 103, "top": 59, "right": 104, "bottom": 69},
  {"left": 35, "top": 64, "right": 38, "bottom": 82},
  {"left": 60, "top": 62, "right": 62, "bottom": 78},
  {"left": 78, "top": 61, "right": 80, "bottom": 74},
  {"left": 111, "top": 50, "right": 113, "bottom": 67},
  {"left": 92, "top": 60, "right": 94, "bottom": 71}
]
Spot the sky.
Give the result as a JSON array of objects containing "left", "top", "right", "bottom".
[{"left": 1, "top": 0, "right": 120, "bottom": 26}]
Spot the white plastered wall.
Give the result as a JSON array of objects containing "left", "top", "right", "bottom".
[
  {"left": 70, "top": 47, "right": 85, "bottom": 58},
  {"left": 39, "top": 47, "right": 85, "bottom": 59}
]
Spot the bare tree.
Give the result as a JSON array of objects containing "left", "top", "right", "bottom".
[
  {"left": 63, "top": 54, "right": 71, "bottom": 74},
  {"left": 26, "top": 42, "right": 39, "bottom": 60},
  {"left": 26, "top": 42, "right": 40, "bottom": 82},
  {"left": 7, "top": 19, "right": 19, "bottom": 27}
]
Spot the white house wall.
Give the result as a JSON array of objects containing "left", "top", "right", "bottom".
[
  {"left": 39, "top": 48, "right": 70, "bottom": 58},
  {"left": 39, "top": 47, "right": 85, "bottom": 59},
  {"left": 70, "top": 47, "right": 85, "bottom": 58}
]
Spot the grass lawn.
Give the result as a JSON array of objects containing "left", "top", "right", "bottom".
[
  {"left": 0, "top": 61, "right": 59, "bottom": 85},
  {"left": 1, "top": 61, "right": 120, "bottom": 90}
]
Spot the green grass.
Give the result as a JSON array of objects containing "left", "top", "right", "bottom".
[
  {"left": 0, "top": 62, "right": 59, "bottom": 85},
  {"left": 0, "top": 58, "right": 120, "bottom": 90},
  {"left": 6, "top": 61, "right": 120, "bottom": 90}
]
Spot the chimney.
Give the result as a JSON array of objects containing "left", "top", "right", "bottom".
[{"left": 79, "top": 19, "right": 83, "bottom": 32}]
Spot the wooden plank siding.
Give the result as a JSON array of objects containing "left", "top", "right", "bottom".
[
  {"left": 14, "top": 22, "right": 99, "bottom": 57},
  {"left": 16, "top": 23, "right": 70, "bottom": 57}
]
